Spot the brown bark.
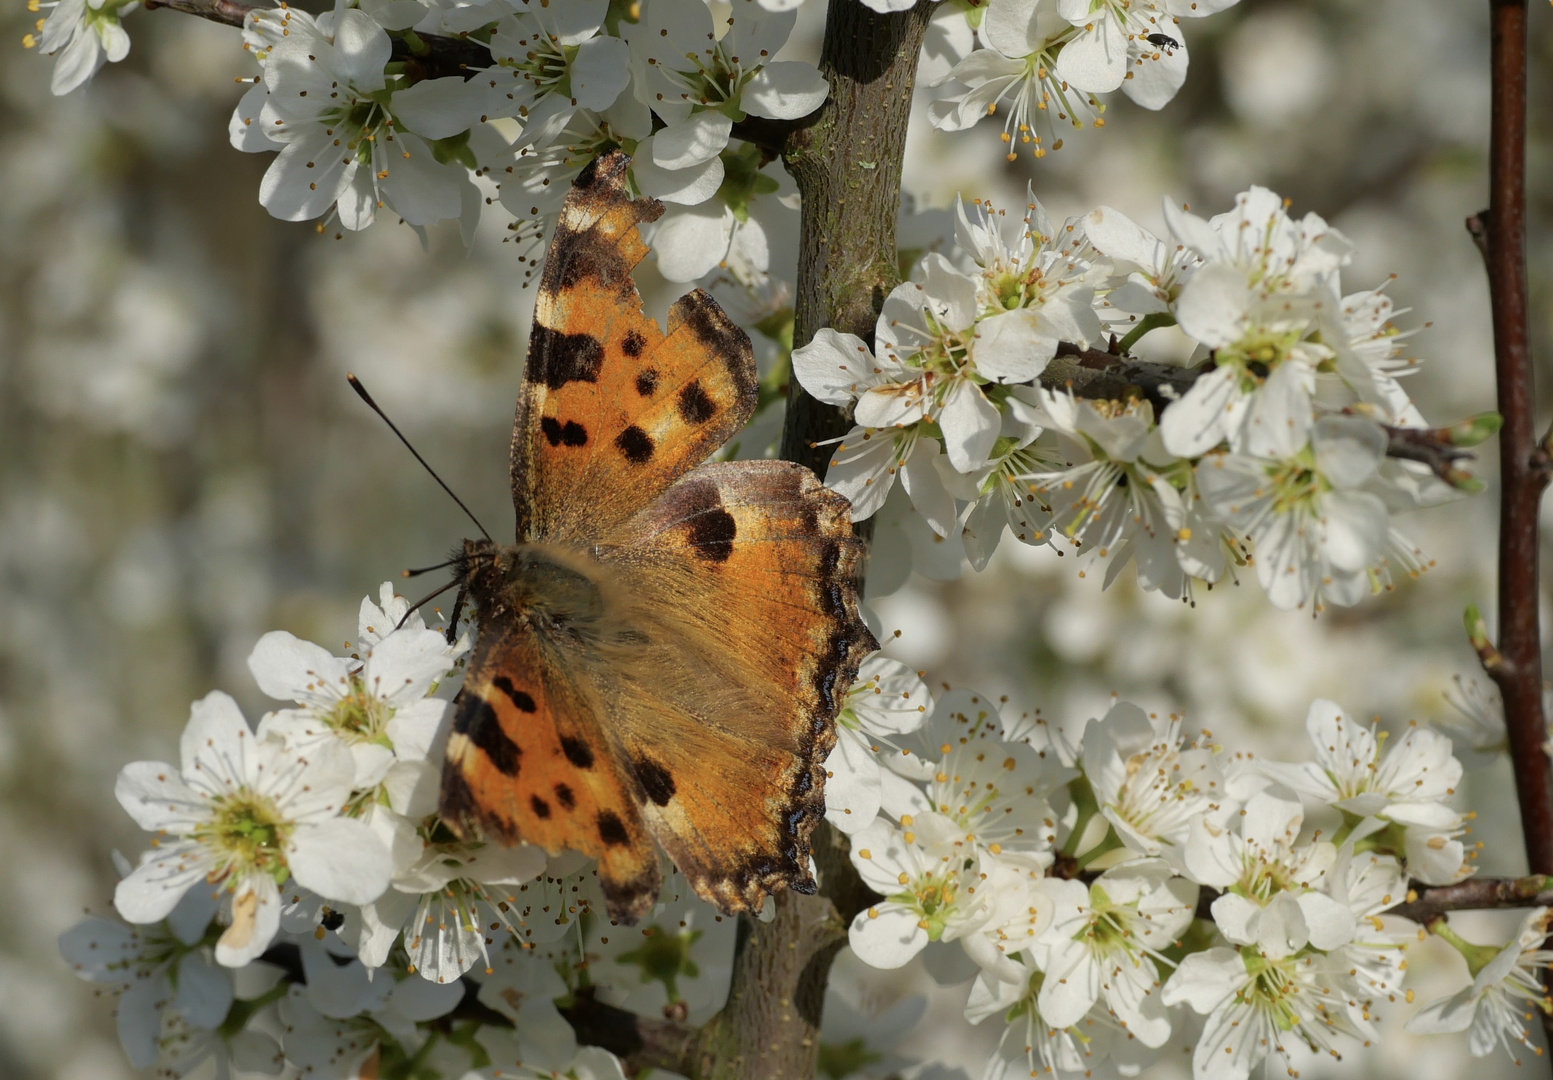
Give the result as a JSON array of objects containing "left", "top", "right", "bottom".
[
  {"left": 777, "top": 0, "right": 936, "bottom": 477},
  {"left": 1477, "top": 0, "right": 1553, "bottom": 889}
]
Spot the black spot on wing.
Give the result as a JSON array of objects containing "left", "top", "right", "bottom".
[
  {"left": 493, "top": 675, "right": 537, "bottom": 713},
  {"left": 541, "top": 417, "right": 589, "bottom": 447},
  {"left": 634, "top": 368, "right": 659, "bottom": 396},
  {"left": 530, "top": 795, "right": 551, "bottom": 819},
  {"left": 678, "top": 381, "right": 716, "bottom": 424},
  {"left": 634, "top": 757, "right": 676, "bottom": 806},
  {"left": 554, "top": 783, "right": 576, "bottom": 810},
  {"left": 687, "top": 508, "right": 737, "bottom": 563},
  {"left": 455, "top": 696, "right": 522, "bottom": 777},
  {"left": 597, "top": 810, "right": 630, "bottom": 847},
  {"left": 615, "top": 425, "right": 655, "bottom": 464},
  {"left": 529, "top": 325, "right": 604, "bottom": 390},
  {"left": 623, "top": 331, "right": 647, "bottom": 358},
  {"left": 560, "top": 736, "right": 595, "bottom": 769}
]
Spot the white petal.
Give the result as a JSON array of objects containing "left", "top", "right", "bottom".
[
  {"left": 114, "top": 845, "right": 211, "bottom": 924},
  {"left": 741, "top": 61, "right": 829, "bottom": 120},
  {"left": 571, "top": 35, "right": 631, "bottom": 111},
  {"left": 652, "top": 203, "right": 734, "bottom": 282},
  {"left": 215, "top": 875, "right": 283, "bottom": 967},
  {"left": 287, "top": 817, "right": 393, "bottom": 904},
  {"left": 632, "top": 136, "right": 724, "bottom": 205},
  {"left": 1404, "top": 988, "right": 1479, "bottom": 1034},
  {"left": 792, "top": 328, "right": 877, "bottom": 406},
  {"left": 248, "top": 631, "right": 350, "bottom": 706},
  {"left": 116, "top": 760, "right": 206, "bottom": 833},
  {"left": 331, "top": 10, "right": 391, "bottom": 92},
  {"left": 938, "top": 380, "right": 1001, "bottom": 473},
  {"left": 652, "top": 112, "right": 734, "bottom": 169},
  {"left": 179, "top": 691, "right": 257, "bottom": 794},
  {"left": 379, "top": 133, "right": 464, "bottom": 226},
  {"left": 1055, "top": 19, "right": 1127, "bottom": 93},
  {"left": 258, "top": 130, "right": 351, "bottom": 223},
  {"left": 971, "top": 309, "right": 1056, "bottom": 382},
  {"left": 848, "top": 904, "right": 929, "bottom": 968},
  {"left": 391, "top": 76, "right": 487, "bottom": 140},
  {"left": 175, "top": 953, "right": 234, "bottom": 1027}
]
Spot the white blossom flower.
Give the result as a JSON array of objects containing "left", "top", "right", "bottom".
[
  {"left": 1261, "top": 699, "right": 1471, "bottom": 884},
  {"left": 248, "top": 609, "right": 458, "bottom": 802},
  {"left": 1158, "top": 187, "right": 1353, "bottom": 458},
  {"left": 952, "top": 191, "right": 1102, "bottom": 381},
  {"left": 277, "top": 949, "right": 462, "bottom": 1077},
  {"left": 1023, "top": 387, "right": 1215, "bottom": 598},
  {"left": 968, "top": 967, "right": 1129, "bottom": 1080},
  {"left": 1195, "top": 413, "right": 1397, "bottom": 611},
  {"left": 1406, "top": 907, "right": 1553, "bottom": 1062},
  {"left": 1323, "top": 831, "right": 1412, "bottom": 1002},
  {"left": 1185, "top": 787, "right": 1355, "bottom": 959},
  {"left": 631, "top": 0, "right": 828, "bottom": 170},
  {"left": 847, "top": 813, "right": 995, "bottom": 968},
  {"left": 237, "top": 10, "right": 476, "bottom": 230},
  {"left": 927, "top": 0, "right": 1097, "bottom": 159},
  {"left": 59, "top": 890, "right": 227, "bottom": 1069},
  {"left": 816, "top": 423, "right": 957, "bottom": 531},
  {"left": 959, "top": 410, "right": 1057, "bottom": 571},
  {"left": 347, "top": 815, "right": 547, "bottom": 982},
  {"left": 153, "top": 1009, "right": 285, "bottom": 1080},
  {"left": 1032, "top": 859, "right": 1196, "bottom": 1045},
  {"left": 1054, "top": 0, "right": 1193, "bottom": 107},
  {"left": 1328, "top": 283, "right": 1427, "bottom": 427},
  {"left": 1084, "top": 204, "right": 1201, "bottom": 331},
  {"left": 824, "top": 654, "right": 932, "bottom": 834},
  {"left": 113, "top": 691, "right": 393, "bottom": 966},
  {"left": 1163, "top": 945, "right": 1371, "bottom": 1080},
  {"left": 485, "top": 0, "right": 630, "bottom": 134},
  {"left": 1437, "top": 675, "right": 1510, "bottom": 767},
  {"left": 886, "top": 688, "right": 1069, "bottom": 867},
  {"left": 1079, "top": 700, "right": 1223, "bottom": 865},
  {"left": 27, "top": 0, "right": 135, "bottom": 96}
]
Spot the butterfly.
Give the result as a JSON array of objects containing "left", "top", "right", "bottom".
[{"left": 437, "top": 151, "right": 877, "bottom": 924}]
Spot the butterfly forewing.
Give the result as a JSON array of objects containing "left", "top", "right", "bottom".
[{"left": 515, "top": 152, "right": 756, "bottom": 545}]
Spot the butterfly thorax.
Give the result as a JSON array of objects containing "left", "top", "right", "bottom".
[{"left": 458, "top": 537, "right": 609, "bottom": 647}]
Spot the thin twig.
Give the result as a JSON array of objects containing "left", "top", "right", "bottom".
[{"left": 1477, "top": 0, "right": 1553, "bottom": 884}]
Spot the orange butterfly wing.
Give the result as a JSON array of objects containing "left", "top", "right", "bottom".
[
  {"left": 440, "top": 594, "right": 661, "bottom": 921},
  {"left": 513, "top": 151, "right": 756, "bottom": 544},
  {"left": 595, "top": 460, "right": 876, "bottom": 911}
]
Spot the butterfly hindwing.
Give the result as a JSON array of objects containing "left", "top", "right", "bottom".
[
  {"left": 440, "top": 612, "right": 661, "bottom": 922},
  {"left": 515, "top": 151, "right": 757, "bottom": 545},
  {"left": 591, "top": 460, "right": 878, "bottom": 912}
]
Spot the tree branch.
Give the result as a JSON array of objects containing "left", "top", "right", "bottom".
[
  {"left": 1038, "top": 342, "right": 1483, "bottom": 484},
  {"left": 1191, "top": 876, "right": 1553, "bottom": 925},
  {"left": 1478, "top": 0, "right": 1553, "bottom": 889}
]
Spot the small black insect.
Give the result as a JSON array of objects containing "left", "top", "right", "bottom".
[{"left": 1146, "top": 32, "right": 1181, "bottom": 49}]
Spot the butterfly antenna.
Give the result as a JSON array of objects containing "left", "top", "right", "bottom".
[
  {"left": 402, "top": 557, "right": 459, "bottom": 578},
  {"left": 395, "top": 578, "right": 460, "bottom": 631},
  {"left": 347, "top": 373, "right": 493, "bottom": 542}
]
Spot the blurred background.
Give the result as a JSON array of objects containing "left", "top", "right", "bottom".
[{"left": 1, "top": 0, "right": 1551, "bottom": 1076}]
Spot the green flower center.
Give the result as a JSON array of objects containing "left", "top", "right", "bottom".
[
  {"left": 1264, "top": 448, "right": 1329, "bottom": 516},
  {"left": 321, "top": 678, "right": 393, "bottom": 745},
  {"left": 195, "top": 791, "right": 291, "bottom": 883}
]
